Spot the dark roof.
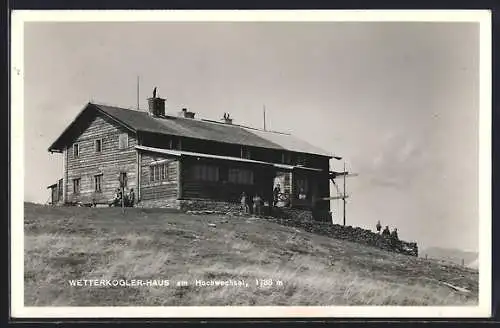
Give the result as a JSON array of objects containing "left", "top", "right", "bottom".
[{"left": 48, "top": 102, "right": 334, "bottom": 157}]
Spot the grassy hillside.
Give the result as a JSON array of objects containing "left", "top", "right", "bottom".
[{"left": 24, "top": 202, "right": 478, "bottom": 306}]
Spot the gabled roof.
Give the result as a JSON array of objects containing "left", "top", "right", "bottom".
[{"left": 48, "top": 102, "right": 334, "bottom": 158}]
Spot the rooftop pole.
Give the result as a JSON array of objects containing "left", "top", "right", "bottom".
[
  {"left": 263, "top": 105, "right": 266, "bottom": 131},
  {"left": 136, "top": 75, "right": 140, "bottom": 110},
  {"left": 343, "top": 161, "right": 346, "bottom": 226}
]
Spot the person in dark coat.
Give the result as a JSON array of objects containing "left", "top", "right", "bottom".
[
  {"left": 382, "top": 226, "right": 391, "bottom": 237},
  {"left": 390, "top": 228, "right": 399, "bottom": 240},
  {"left": 273, "top": 184, "right": 281, "bottom": 207},
  {"left": 128, "top": 188, "right": 135, "bottom": 207},
  {"left": 252, "top": 194, "right": 262, "bottom": 216},
  {"left": 390, "top": 228, "right": 400, "bottom": 249},
  {"left": 376, "top": 220, "right": 382, "bottom": 234}
]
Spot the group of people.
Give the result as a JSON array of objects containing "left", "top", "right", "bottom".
[
  {"left": 240, "top": 192, "right": 267, "bottom": 216},
  {"left": 109, "top": 188, "right": 135, "bottom": 207},
  {"left": 376, "top": 220, "right": 399, "bottom": 240},
  {"left": 239, "top": 183, "right": 297, "bottom": 216}
]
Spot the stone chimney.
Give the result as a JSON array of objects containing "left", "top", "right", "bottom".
[
  {"left": 147, "top": 97, "right": 166, "bottom": 117},
  {"left": 147, "top": 87, "right": 166, "bottom": 117},
  {"left": 179, "top": 108, "right": 195, "bottom": 119},
  {"left": 222, "top": 112, "right": 233, "bottom": 124}
]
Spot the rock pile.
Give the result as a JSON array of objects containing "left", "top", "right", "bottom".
[
  {"left": 269, "top": 208, "right": 418, "bottom": 257},
  {"left": 179, "top": 199, "right": 242, "bottom": 213}
]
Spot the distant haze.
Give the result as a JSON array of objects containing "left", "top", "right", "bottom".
[
  {"left": 23, "top": 21, "right": 479, "bottom": 252},
  {"left": 420, "top": 247, "right": 479, "bottom": 268}
]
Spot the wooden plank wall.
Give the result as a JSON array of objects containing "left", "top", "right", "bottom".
[
  {"left": 139, "top": 152, "right": 179, "bottom": 201},
  {"left": 66, "top": 114, "right": 137, "bottom": 204},
  {"left": 181, "top": 158, "right": 274, "bottom": 203}
]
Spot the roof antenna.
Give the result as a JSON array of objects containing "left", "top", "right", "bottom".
[
  {"left": 263, "top": 104, "right": 267, "bottom": 131},
  {"left": 136, "top": 75, "right": 140, "bottom": 110}
]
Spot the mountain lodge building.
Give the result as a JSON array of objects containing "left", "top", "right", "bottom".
[{"left": 47, "top": 93, "right": 343, "bottom": 221}]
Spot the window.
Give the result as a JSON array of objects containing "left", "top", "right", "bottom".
[
  {"left": 73, "top": 143, "right": 80, "bottom": 158},
  {"left": 150, "top": 162, "right": 170, "bottom": 183},
  {"left": 118, "top": 133, "right": 128, "bottom": 150},
  {"left": 94, "top": 174, "right": 103, "bottom": 192},
  {"left": 95, "top": 139, "right": 102, "bottom": 153},
  {"left": 192, "top": 165, "right": 219, "bottom": 182},
  {"left": 119, "top": 172, "right": 128, "bottom": 188},
  {"left": 281, "top": 152, "right": 291, "bottom": 164},
  {"left": 160, "top": 165, "right": 165, "bottom": 180},
  {"left": 228, "top": 168, "right": 254, "bottom": 185},
  {"left": 296, "top": 154, "right": 307, "bottom": 166},
  {"left": 72, "top": 178, "right": 81, "bottom": 194},
  {"left": 283, "top": 173, "right": 291, "bottom": 194}
]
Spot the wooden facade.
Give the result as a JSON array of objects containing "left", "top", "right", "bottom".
[
  {"left": 139, "top": 152, "right": 179, "bottom": 201},
  {"left": 180, "top": 156, "right": 275, "bottom": 203},
  {"left": 64, "top": 114, "right": 137, "bottom": 204},
  {"left": 48, "top": 101, "right": 334, "bottom": 218}
]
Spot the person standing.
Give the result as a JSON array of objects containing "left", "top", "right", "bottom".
[
  {"left": 376, "top": 220, "right": 382, "bottom": 234},
  {"left": 128, "top": 188, "right": 135, "bottom": 207},
  {"left": 390, "top": 228, "right": 399, "bottom": 240},
  {"left": 390, "top": 228, "right": 400, "bottom": 250},
  {"left": 273, "top": 184, "right": 281, "bottom": 207},
  {"left": 298, "top": 188, "right": 307, "bottom": 200},
  {"left": 240, "top": 192, "right": 249, "bottom": 214},
  {"left": 253, "top": 193, "right": 262, "bottom": 216}
]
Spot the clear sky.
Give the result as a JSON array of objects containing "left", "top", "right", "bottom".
[{"left": 23, "top": 21, "right": 479, "bottom": 252}]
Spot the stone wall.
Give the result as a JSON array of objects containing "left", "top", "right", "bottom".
[
  {"left": 178, "top": 199, "right": 243, "bottom": 213},
  {"left": 278, "top": 208, "right": 313, "bottom": 222},
  {"left": 270, "top": 208, "right": 418, "bottom": 257},
  {"left": 136, "top": 198, "right": 180, "bottom": 209}
]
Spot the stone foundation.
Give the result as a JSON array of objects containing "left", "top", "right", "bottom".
[
  {"left": 136, "top": 198, "right": 180, "bottom": 209},
  {"left": 279, "top": 208, "right": 313, "bottom": 222},
  {"left": 279, "top": 208, "right": 332, "bottom": 222},
  {"left": 178, "top": 199, "right": 242, "bottom": 213}
]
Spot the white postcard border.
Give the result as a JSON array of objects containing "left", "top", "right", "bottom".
[{"left": 10, "top": 9, "right": 492, "bottom": 318}]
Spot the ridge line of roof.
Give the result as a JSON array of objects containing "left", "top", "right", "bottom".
[
  {"left": 200, "top": 118, "right": 291, "bottom": 136},
  {"left": 91, "top": 101, "right": 293, "bottom": 136}
]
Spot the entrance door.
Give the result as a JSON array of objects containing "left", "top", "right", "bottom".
[
  {"left": 273, "top": 171, "right": 291, "bottom": 207},
  {"left": 57, "top": 179, "right": 63, "bottom": 203}
]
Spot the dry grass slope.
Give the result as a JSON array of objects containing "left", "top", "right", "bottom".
[{"left": 24, "top": 202, "right": 479, "bottom": 306}]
